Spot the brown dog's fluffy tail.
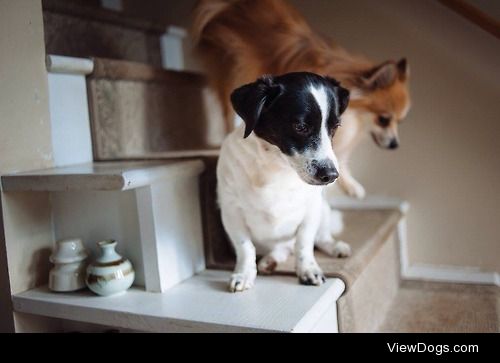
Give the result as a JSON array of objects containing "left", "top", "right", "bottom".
[
  {"left": 191, "top": 0, "right": 236, "bottom": 44},
  {"left": 191, "top": 0, "right": 249, "bottom": 128}
]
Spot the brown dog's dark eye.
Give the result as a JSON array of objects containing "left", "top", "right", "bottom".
[
  {"left": 293, "top": 122, "right": 311, "bottom": 135},
  {"left": 377, "top": 116, "right": 391, "bottom": 128}
]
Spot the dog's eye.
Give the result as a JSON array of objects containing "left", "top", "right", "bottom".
[
  {"left": 293, "top": 122, "right": 311, "bottom": 135},
  {"left": 377, "top": 116, "right": 391, "bottom": 127}
]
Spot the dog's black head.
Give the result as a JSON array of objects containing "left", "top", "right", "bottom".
[{"left": 230, "top": 72, "right": 350, "bottom": 185}]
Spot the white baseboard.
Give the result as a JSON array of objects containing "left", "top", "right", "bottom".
[
  {"left": 397, "top": 213, "right": 499, "bottom": 286},
  {"left": 402, "top": 263, "right": 500, "bottom": 287},
  {"left": 334, "top": 195, "right": 499, "bottom": 287}
]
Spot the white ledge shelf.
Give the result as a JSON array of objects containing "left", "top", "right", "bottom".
[
  {"left": 13, "top": 270, "right": 345, "bottom": 333},
  {"left": 2, "top": 160, "right": 207, "bottom": 293},
  {"left": 1, "top": 160, "right": 205, "bottom": 192}
]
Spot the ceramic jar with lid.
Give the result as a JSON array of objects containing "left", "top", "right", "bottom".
[{"left": 49, "top": 238, "right": 88, "bottom": 292}]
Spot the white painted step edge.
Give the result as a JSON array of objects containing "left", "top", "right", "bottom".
[
  {"left": 12, "top": 271, "right": 346, "bottom": 333},
  {"left": 331, "top": 195, "right": 409, "bottom": 214},
  {"left": 1, "top": 161, "right": 205, "bottom": 192}
]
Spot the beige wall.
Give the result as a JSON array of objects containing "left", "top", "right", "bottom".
[
  {"left": 0, "top": 1, "right": 53, "bottom": 173},
  {"left": 0, "top": 0, "right": 57, "bottom": 332},
  {"left": 157, "top": 0, "right": 500, "bottom": 273},
  {"left": 288, "top": 0, "right": 500, "bottom": 272}
]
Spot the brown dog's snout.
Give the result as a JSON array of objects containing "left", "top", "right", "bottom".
[{"left": 388, "top": 138, "right": 399, "bottom": 150}]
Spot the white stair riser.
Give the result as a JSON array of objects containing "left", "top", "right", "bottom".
[
  {"left": 161, "top": 26, "right": 187, "bottom": 71},
  {"left": 47, "top": 56, "right": 94, "bottom": 167},
  {"left": 136, "top": 179, "right": 206, "bottom": 292}
]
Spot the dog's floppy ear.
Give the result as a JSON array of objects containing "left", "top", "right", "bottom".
[
  {"left": 230, "top": 75, "right": 284, "bottom": 138},
  {"left": 325, "top": 77, "right": 350, "bottom": 116},
  {"left": 336, "top": 85, "right": 350, "bottom": 116}
]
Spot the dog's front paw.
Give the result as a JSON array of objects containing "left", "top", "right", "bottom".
[
  {"left": 228, "top": 270, "right": 257, "bottom": 292},
  {"left": 331, "top": 241, "right": 352, "bottom": 257},
  {"left": 297, "top": 263, "right": 326, "bottom": 286},
  {"left": 342, "top": 179, "right": 366, "bottom": 199},
  {"left": 257, "top": 255, "right": 278, "bottom": 275},
  {"left": 317, "top": 240, "right": 352, "bottom": 258}
]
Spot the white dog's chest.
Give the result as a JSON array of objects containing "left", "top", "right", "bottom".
[
  {"left": 217, "top": 126, "right": 323, "bottom": 249},
  {"left": 241, "top": 179, "right": 319, "bottom": 244}
]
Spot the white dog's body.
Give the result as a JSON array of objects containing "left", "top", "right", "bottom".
[
  {"left": 218, "top": 81, "right": 351, "bottom": 291},
  {"left": 218, "top": 125, "right": 322, "bottom": 254},
  {"left": 218, "top": 124, "right": 347, "bottom": 252}
]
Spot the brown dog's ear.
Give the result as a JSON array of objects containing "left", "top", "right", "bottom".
[
  {"left": 397, "top": 58, "right": 409, "bottom": 81},
  {"left": 325, "top": 77, "right": 350, "bottom": 116},
  {"left": 230, "top": 75, "right": 284, "bottom": 138},
  {"left": 361, "top": 61, "right": 399, "bottom": 90}
]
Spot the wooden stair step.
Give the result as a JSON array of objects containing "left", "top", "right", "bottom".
[
  {"left": 13, "top": 270, "right": 345, "bottom": 333},
  {"left": 1, "top": 160, "right": 204, "bottom": 192},
  {"left": 278, "top": 208, "right": 403, "bottom": 289},
  {"left": 42, "top": 0, "right": 165, "bottom": 66}
]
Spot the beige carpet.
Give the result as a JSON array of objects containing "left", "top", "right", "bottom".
[{"left": 377, "top": 280, "right": 500, "bottom": 332}]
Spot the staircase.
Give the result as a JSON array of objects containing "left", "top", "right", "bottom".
[
  {"left": 1, "top": 1, "right": 463, "bottom": 333},
  {"left": 3, "top": 52, "right": 410, "bottom": 332}
]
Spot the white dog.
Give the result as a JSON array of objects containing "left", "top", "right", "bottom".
[{"left": 217, "top": 72, "right": 352, "bottom": 292}]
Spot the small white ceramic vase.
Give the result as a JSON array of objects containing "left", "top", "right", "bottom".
[
  {"left": 85, "top": 240, "right": 135, "bottom": 296},
  {"left": 49, "top": 238, "right": 88, "bottom": 292}
]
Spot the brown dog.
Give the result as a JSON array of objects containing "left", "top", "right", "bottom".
[{"left": 192, "top": 0, "right": 411, "bottom": 198}]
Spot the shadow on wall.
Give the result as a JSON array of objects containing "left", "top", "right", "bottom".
[{"left": 28, "top": 248, "right": 52, "bottom": 289}]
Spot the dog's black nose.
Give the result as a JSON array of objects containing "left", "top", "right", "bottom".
[
  {"left": 388, "top": 138, "right": 399, "bottom": 149},
  {"left": 316, "top": 166, "right": 339, "bottom": 184}
]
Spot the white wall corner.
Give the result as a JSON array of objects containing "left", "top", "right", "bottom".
[{"left": 160, "top": 26, "right": 188, "bottom": 71}]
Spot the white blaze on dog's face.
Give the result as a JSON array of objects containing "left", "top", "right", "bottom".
[{"left": 230, "top": 72, "right": 350, "bottom": 185}]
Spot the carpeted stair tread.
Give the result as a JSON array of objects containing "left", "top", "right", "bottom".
[{"left": 275, "top": 209, "right": 402, "bottom": 290}]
